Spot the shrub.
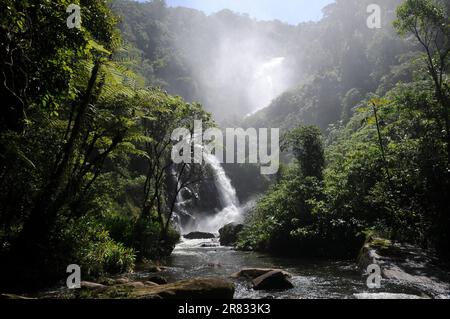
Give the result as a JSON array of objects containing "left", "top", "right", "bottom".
[
  {"left": 66, "top": 217, "right": 136, "bottom": 278},
  {"left": 132, "top": 213, "right": 180, "bottom": 261}
]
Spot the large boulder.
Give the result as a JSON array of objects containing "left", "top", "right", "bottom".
[
  {"left": 120, "top": 281, "right": 146, "bottom": 289},
  {"left": 81, "top": 281, "right": 107, "bottom": 290},
  {"left": 0, "top": 294, "right": 35, "bottom": 299},
  {"left": 252, "top": 271, "right": 294, "bottom": 291},
  {"left": 357, "top": 237, "right": 450, "bottom": 298},
  {"left": 130, "top": 277, "right": 234, "bottom": 299},
  {"left": 354, "top": 293, "right": 427, "bottom": 299},
  {"left": 112, "top": 278, "right": 130, "bottom": 285},
  {"left": 148, "top": 266, "right": 163, "bottom": 273},
  {"left": 219, "top": 223, "right": 244, "bottom": 246},
  {"left": 145, "top": 275, "right": 168, "bottom": 285},
  {"left": 144, "top": 281, "right": 160, "bottom": 287},
  {"left": 231, "top": 268, "right": 292, "bottom": 280},
  {"left": 86, "top": 277, "right": 235, "bottom": 299},
  {"left": 184, "top": 232, "right": 216, "bottom": 240}
]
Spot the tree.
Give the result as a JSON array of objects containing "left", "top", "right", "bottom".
[
  {"left": 282, "top": 126, "right": 325, "bottom": 179},
  {"left": 395, "top": 0, "right": 450, "bottom": 166}
]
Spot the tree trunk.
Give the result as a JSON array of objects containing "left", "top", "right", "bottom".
[{"left": 14, "top": 61, "right": 102, "bottom": 256}]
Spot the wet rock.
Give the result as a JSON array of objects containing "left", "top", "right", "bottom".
[
  {"left": 98, "top": 278, "right": 116, "bottom": 286},
  {"left": 133, "top": 277, "right": 234, "bottom": 299},
  {"left": 358, "top": 237, "right": 450, "bottom": 297},
  {"left": 184, "top": 232, "right": 216, "bottom": 240},
  {"left": 114, "top": 278, "right": 130, "bottom": 285},
  {"left": 135, "top": 262, "right": 166, "bottom": 273},
  {"left": 219, "top": 223, "right": 244, "bottom": 246},
  {"left": 145, "top": 276, "right": 168, "bottom": 285},
  {"left": 81, "top": 281, "right": 107, "bottom": 289},
  {"left": 0, "top": 293, "right": 35, "bottom": 299},
  {"left": 144, "top": 281, "right": 160, "bottom": 287},
  {"left": 252, "top": 271, "right": 294, "bottom": 291},
  {"left": 231, "top": 268, "right": 292, "bottom": 280},
  {"left": 89, "top": 277, "right": 234, "bottom": 299},
  {"left": 354, "top": 293, "right": 428, "bottom": 299},
  {"left": 200, "top": 243, "right": 219, "bottom": 248},
  {"left": 148, "top": 266, "right": 162, "bottom": 273},
  {"left": 121, "top": 281, "right": 146, "bottom": 288}
]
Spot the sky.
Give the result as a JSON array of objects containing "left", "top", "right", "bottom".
[{"left": 160, "top": 0, "right": 335, "bottom": 25}]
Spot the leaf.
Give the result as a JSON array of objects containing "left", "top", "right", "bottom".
[{"left": 87, "top": 40, "right": 111, "bottom": 56}]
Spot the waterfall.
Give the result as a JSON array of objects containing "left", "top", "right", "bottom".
[
  {"left": 203, "top": 152, "right": 239, "bottom": 208},
  {"left": 172, "top": 168, "right": 197, "bottom": 233},
  {"left": 248, "top": 56, "right": 287, "bottom": 114},
  {"left": 172, "top": 143, "right": 242, "bottom": 234},
  {"left": 195, "top": 152, "right": 242, "bottom": 233}
]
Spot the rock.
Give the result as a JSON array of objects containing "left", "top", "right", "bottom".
[
  {"left": 148, "top": 266, "right": 162, "bottom": 273},
  {"left": 231, "top": 268, "right": 292, "bottom": 280},
  {"left": 358, "top": 237, "right": 450, "bottom": 297},
  {"left": 81, "top": 281, "right": 107, "bottom": 289},
  {"left": 98, "top": 278, "right": 115, "bottom": 286},
  {"left": 200, "top": 243, "right": 219, "bottom": 248},
  {"left": 252, "top": 271, "right": 294, "bottom": 291},
  {"left": 0, "top": 293, "right": 35, "bottom": 299},
  {"left": 114, "top": 277, "right": 130, "bottom": 285},
  {"left": 145, "top": 276, "right": 168, "bottom": 285},
  {"left": 184, "top": 232, "right": 216, "bottom": 240},
  {"left": 354, "top": 293, "right": 428, "bottom": 299},
  {"left": 357, "top": 237, "right": 386, "bottom": 270},
  {"left": 219, "top": 223, "right": 244, "bottom": 246},
  {"left": 144, "top": 281, "right": 160, "bottom": 287},
  {"left": 131, "top": 277, "right": 235, "bottom": 299},
  {"left": 85, "top": 277, "right": 234, "bottom": 299},
  {"left": 135, "top": 262, "right": 166, "bottom": 273},
  {"left": 121, "top": 281, "right": 146, "bottom": 288}
]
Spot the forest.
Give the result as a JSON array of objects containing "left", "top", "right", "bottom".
[{"left": 0, "top": 0, "right": 449, "bottom": 299}]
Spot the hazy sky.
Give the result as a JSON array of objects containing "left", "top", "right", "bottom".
[{"left": 163, "top": 0, "right": 334, "bottom": 25}]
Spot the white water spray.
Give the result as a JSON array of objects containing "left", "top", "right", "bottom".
[
  {"left": 248, "top": 56, "right": 287, "bottom": 114},
  {"left": 195, "top": 152, "right": 242, "bottom": 233}
]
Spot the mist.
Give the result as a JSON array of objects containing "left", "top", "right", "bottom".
[
  {"left": 179, "top": 34, "right": 294, "bottom": 118},
  {"left": 161, "top": 8, "right": 300, "bottom": 122}
]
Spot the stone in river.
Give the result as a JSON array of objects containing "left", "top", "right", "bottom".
[
  {"left": 184, "top": 232, "right": 216, "bottom": 240},
  {"left": 252, "top": 271, "right": 294, "bottom": 291},
  {"left": 231, "top": 268, "right": 292, "bottom": 279}
]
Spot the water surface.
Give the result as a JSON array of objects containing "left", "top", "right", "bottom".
[{"left": 137, "top": 237, "right": 427, "bottom": 299}]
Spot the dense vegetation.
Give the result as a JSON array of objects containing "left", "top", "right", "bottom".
[
  {"left": 239, "top": 0, "right": 450, "bottom": 259},
  {"left": 0, "top": 0, "right": 449, "bottom": 294},
  {"left": 0, "top": 0, "right": 212, "bottom": 291}
]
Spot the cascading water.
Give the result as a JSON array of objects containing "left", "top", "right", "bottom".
[
  {"left": 195, "top": 152, "right": 242, "bottom": 233},
  {"left": 172, "top": 181, "right": 192, "bottom": 233},
  {"left": 172, "top": 145, "right": 242, "bottom": 234},
  {"left": 248, "top": 56, "right": 288, "bottom": 115},
  {"left": 204, "top": 152, "right": 239, "bottom": 208}
]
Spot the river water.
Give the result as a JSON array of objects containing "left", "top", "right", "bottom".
[{"left": 143, "top": 237, "right": 429, "bottom": 299}]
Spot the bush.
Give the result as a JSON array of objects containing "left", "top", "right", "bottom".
[
  {"left": 237, "top": 172, "right": 365, "bottom": 258},
  {"left": 132, "top": 214, "right": 180, "bottom": 261},
  {"left": 237, "top": 124, "right": 366, "bottom": 259},
  {"left": 66, "top": 217, "right": 136, "bottom": 278}
]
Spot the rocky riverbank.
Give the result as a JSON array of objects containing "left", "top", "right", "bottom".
[
  {"left": 357, "top": 237, "right": 450, "bottom": 299},
  {"left": 3, "top": 236, "right": 450, "bottom": 299}
]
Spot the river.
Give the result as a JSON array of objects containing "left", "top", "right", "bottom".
[
  {"left": 162, "top": 151, "right": 444, "bottom": 299},
  {"left": 132, "top": 237, "right": 431, "bottom": 299}
]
